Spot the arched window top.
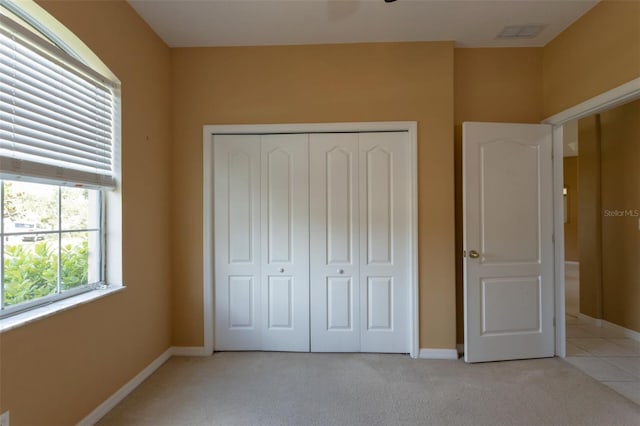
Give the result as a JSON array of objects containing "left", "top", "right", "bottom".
[{"left": 1, "top": 0, "right": 120, "bottom": 87}]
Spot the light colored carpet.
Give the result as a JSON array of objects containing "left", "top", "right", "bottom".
[{"left": 97, "top": 352, "right": 640, "bottom": 426}]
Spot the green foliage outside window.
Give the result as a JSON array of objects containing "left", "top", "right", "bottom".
[{"left": 3, "top": 240, "right": 89, "bottom": 306}]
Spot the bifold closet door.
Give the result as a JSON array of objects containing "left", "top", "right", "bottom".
[
  {"left": 260, "top": 134, "right": 309, "bottom": 351},
  {"left": 310, "top": 132, "right": 411, "bottom": 354},
  {"left": 215, "top": 131, "right": 409, "bottom": 353},
  {"left": 214, "top": 135, "right": 262, "bottom": 350},
  {"left": 310, "top": 133, "right": 360, "bottom": 352},
  {"left": 214, "top": 134, "right": 310, "bottom": 352},
  {"left": 359, "top": 132, "right": 410, "bottom": 353}
]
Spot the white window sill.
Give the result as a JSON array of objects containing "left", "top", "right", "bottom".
[{"left": 0, "top": 285, "right": 125, "bottom": 334}]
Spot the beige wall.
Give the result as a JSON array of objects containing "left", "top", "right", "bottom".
[
  {"left": 578, "top": 115, "right": 603, "bottom": 320},
  {"left": 0, "top": 2, "right": 173, "bottom": 425},
  {"left": 600, "top": 100, "right": 640, "bottom": 332},
  {"left": 543, "top": 0, "right": 640, "bottom": 117},
  {"left": 454, "top": 47, "right": 543, "bottom": 342},
  {"left": 564, "top": 157, "right": 579, "bottom": 262},
  {"left": 171, "top": 43, "right": 456, "bottom": 349}
]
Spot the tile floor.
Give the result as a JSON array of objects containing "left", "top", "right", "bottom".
[{"left": 566, "top": 314, "right": 640, "bottom": 405}]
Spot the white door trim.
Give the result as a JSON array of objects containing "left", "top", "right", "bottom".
[
  {"left": 202, "top": 122, "right": 419, "bottom": 358},
  {"left": 542, "top": 77, "right": 640, "bottom": 358},
  {"left": 543, "top": 78, "right": 640, "bottom": 126},
  {"left": 551, "top": 125, "right": 566, "bottom": 358}
]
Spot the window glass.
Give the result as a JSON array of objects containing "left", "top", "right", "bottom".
[
  {"left": 1, "top": 180, "right": 102, "bottom": 312},
  {"left": 3, "top": 181, "right": 59, "bottom": 232}
]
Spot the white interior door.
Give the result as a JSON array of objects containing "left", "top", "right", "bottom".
[
  {"left": 463, "top": 122, "right": 555, "bottom": 363},
  {"left": 214, "top": 135, "right": 262, "bottom": 350},
  {"left": 310, "top": 133, "right": 360, "bottom": 352},
  {"left": 359, "top": 132, "right": 410, "bottom": 353},
  {"left": 260, "top": 134, "right": 310, "bottom": 351}
]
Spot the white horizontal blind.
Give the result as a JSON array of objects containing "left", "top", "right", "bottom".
[{"left": 0, "top": 14, "right": 117, "bottom": 188}]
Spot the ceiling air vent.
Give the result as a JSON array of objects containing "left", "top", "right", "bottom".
[{"left": 497, "top": 25, "right": 546, "bottom": 39}]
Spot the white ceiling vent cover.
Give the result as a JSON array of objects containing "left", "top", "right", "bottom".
[{"left": 497, "top": 25, "right": 546, "bottom": 39}]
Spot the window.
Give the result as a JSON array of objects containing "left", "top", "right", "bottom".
[
  {"left": 0, "top": 1, "right": 120, "bottom": 319},
  {"left": 1, "top": 180, "right": 102, "bottom": 313}
]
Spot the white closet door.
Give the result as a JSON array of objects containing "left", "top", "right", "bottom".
[
  {"left": 359, "top": 132, "right": 411, "bottom": 353},
  {"left": 214, "top": 135, "right": 262, "bottom": 350},
  {"left": 260, "top": 134, "right": 310, "bottom": 351},
  {"left": 214, "top": 131, "right": 411, "bottom": 354},
  {"left": 310, "top": 133, "right": 360, "bottom": 352}
]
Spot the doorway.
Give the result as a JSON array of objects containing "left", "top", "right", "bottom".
[
  {"left": 544, "top": 77, "right": 640, "bottom": 359},
  {"left": 559, "top": 102, "right": 640, "bottom": 404}
]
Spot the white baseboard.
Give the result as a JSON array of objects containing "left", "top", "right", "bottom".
[
  {"left": 172, "top": 346, "right": 209, "bottom": 356},
  {"left": 577, "top": 313, "right": 603, "bottom": 327},
  {"left": 602, "top": 319, "right": 640, "bottom": 342},
  {"left": 419, "top": 348, "right": 459, "bottom": 360},
  {"left": 564, "top": 261, "right": 579, "bottom": 266},
  {"left": 577, "top": 313, "right": 640, "bottom": 342},
  {"left": 77, "top": 347, "right": 173, "bottom": 426},
  {"left": 578, "top": 312, "right": 602, "bottom": 327}
]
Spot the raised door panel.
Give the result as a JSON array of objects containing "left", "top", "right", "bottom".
[
  {"left": 366, "top": 148, "right": 392, "bottom": 265},
  {"left": 214, "top": 135, "right": 262, "bottom": 350},
  {"left": 228, "top": 276, "right": 255, "bottom": 328},
  {"left": 310, "top": 133, "right": 360, "bottom": 352},
  {"left": 327, "top": 277, "right": 353, "bottom": 330},
  {"left": 480, "top": 141, "right": 541, "bottom": 264},
  {"left": 367, "top": 277, "right": 393, "bottom": 330},
  {"left": 267, "top": 276, "right": 293, "bottom": 328},
  {"left": 261, "top": 134, "right": 309, "bottom": 352},
  {"left": 359, "top": 132, "right": 410, "bottom": 353},
  {"left": 266, "top": 148, "right": 293, "bottom": 264}
]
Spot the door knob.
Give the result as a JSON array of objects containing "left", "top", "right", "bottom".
[
  {"left": 469, "top": 250, "right": 480, "bottom": 259},
  {"left": 279, "top": 268, "right": 285, "bottom": 273},
  {"left": 337, "top": 269, "right": 344, "bottom": 274}
]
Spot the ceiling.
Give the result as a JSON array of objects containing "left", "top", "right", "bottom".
[{"left": 128, "top": 0, "right": 599, "bottom": 48}]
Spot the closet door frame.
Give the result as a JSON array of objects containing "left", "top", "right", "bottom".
[{"left": 203, "top": 122, "right": 419, "bottom": 358}]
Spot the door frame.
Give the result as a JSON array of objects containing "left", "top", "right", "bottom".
[
  {"left": 202, "top": 121, "right": 419, "bottom": 358},
  {"left": 543, "top": 77, "right": 640, "bottom": 358}
]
